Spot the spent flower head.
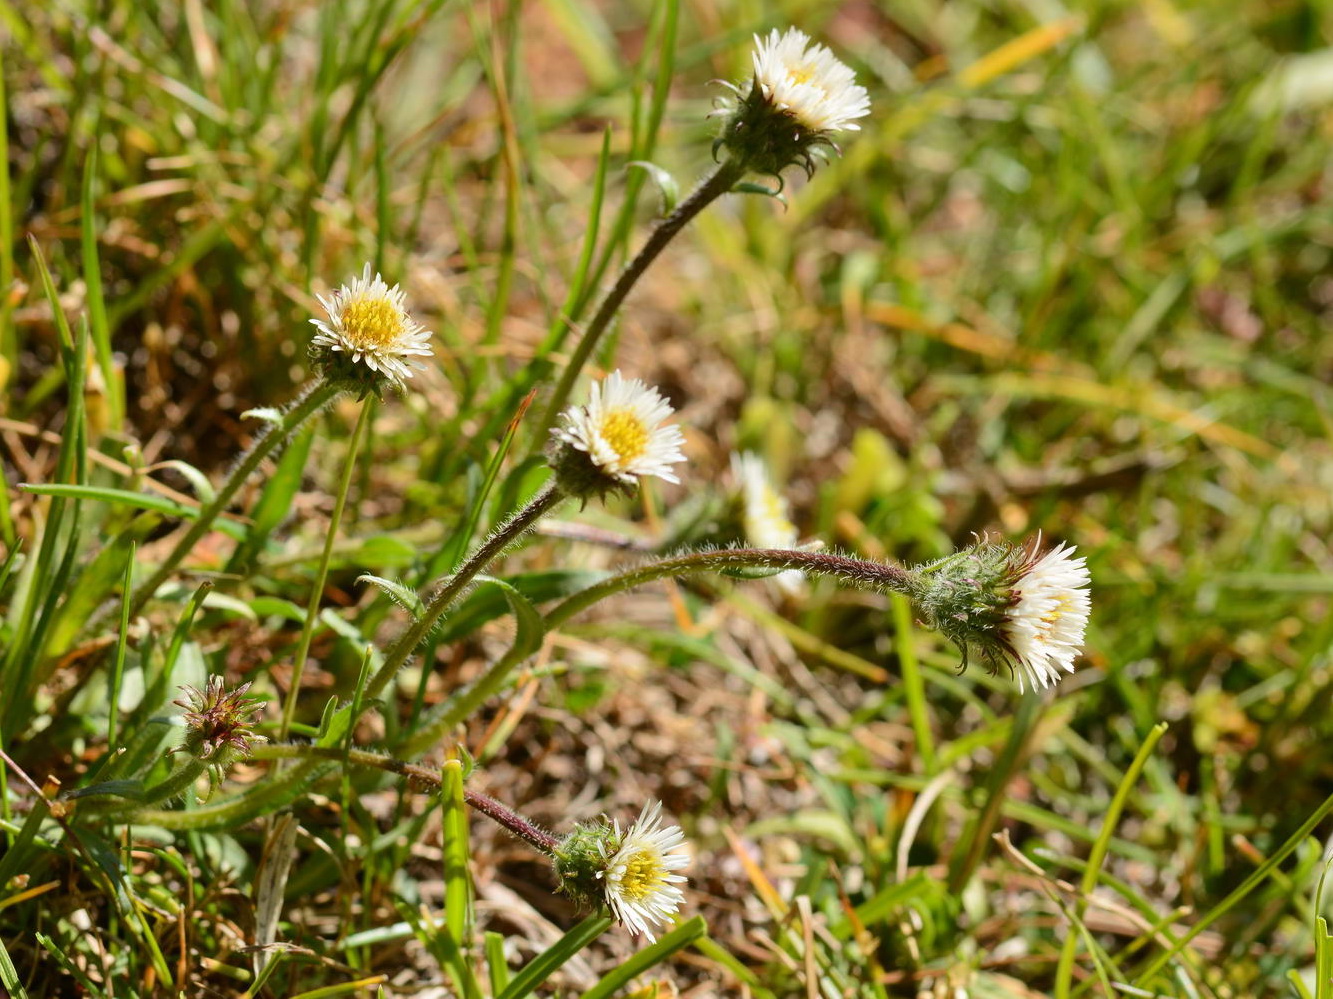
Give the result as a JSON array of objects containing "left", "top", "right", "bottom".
[
  {"left": 731, "top": 451, "right": 804, "bottom": 594},
  {"left": 915, "top": 536, "right": 1091, "bottom": 692},
  {"left": 173, "top": 677, "right": 266, "bottom": 788},
  {"left": 310, "top": 263, "right": 433, "bottom": 393},
  {"left": 548, "top": 371, "right": 686, "bottom": 500},
  {"left": 553, "top": 801, "right": 690, "bottom": 941},
  {"left": 714, "top": 27, "right": 870, "bottom": 179}
]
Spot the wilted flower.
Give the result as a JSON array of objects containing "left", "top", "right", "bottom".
[
  {"left": 731, "top": 451, "right": 803, "bottom": 594},
  {"left": 714, "top": 27, "right": 870, "bottom": 178},
  {"left": 309, "top": 263, "right": 433, "bottom": 392},
  {"left": 553, "top": 801, "right": 690, "bottom": 941},
  {"left": 173, "top": 677, "right": 266, "bottom": 789},
  {"left": 915, "top": 536, "right": 1091, "bottom": 692},
  {"left": 548, "top": 371, "right": 686, "bottom": 499}
]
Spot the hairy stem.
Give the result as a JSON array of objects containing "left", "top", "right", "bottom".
[
  {"left": 545, "top": 547, "right": 922, "bottom": 630},
  {"left": 535, "top": 158, "right": 746, "bottom": 439},
  {"left": 257, "top": 743, "right": 560, "bottom": 852},
  {"left": 364, "top": 482, "right": 565, "bottom": 703}
]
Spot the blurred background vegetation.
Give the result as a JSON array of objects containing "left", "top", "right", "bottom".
[{"left": 2, "top": 0, "right": 1332, "bottom": 995}]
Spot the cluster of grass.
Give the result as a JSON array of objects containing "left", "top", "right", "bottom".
[{"left": 3, "top": 0, "right": 1333, "bottom": 996}]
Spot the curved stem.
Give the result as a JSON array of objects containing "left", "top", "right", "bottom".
[
  {"left": 364, "top": 483, "right": 565, "bottom": 703},
  {"left": 128, "top": 378, "right": 341, "bottom": 618},
  {"left": 280, "top": 398, "right": 373, "bottom": 739},
  {"left": 257, "top": 743, "right": 559, "bottom": 852},
  {"left": 534, "top": 158, "right": 746, "bottom": 439},
  {"left": 545, "top": 548, "right": 922, "bottom": 630},
  {"left": 79, "top": 757, "right": 210, "bottom": 818},
  {"left": 117, "top": 758, "right": 327, "bottom": 830}
]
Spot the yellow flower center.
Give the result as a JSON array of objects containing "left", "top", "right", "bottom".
[
  {"left": 341, "top": 294, "right": 405, "bottom": 349},
  {"left": 599, "top": 410, "right": 649, "bottom": 463},
  {"left": 787, "top": 65, "right": 815, "bottom": 85},
  {"left": 757, "top": 486, "right": 795, "bottom": 536},
  {"left": 1037, "top": 594, "right": 1073, "bottom": 637},
  {"left": 617, "top": 851, "right": 665, "bottom": 902}
]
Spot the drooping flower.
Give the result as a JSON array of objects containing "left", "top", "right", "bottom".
[
  {"left": 548, "top": 371, "right": 686, "bottom": 499},
  {"left": 914, "top": 536, "right": 1091, "bottom": 692},
  {"left": 714, "top": 28, "right": 870, "bottom": 178},
  {"left": 552, "top": 801, "right": 690, "bottom": 941},
  {"left": 309, "top": 263, "right": 433, "bottom": 391},
  {"left": 731, "top": 451, "right": 803, "bottom": 594}
]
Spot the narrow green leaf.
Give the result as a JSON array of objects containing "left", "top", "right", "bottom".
[
  {"left": 497, "top": 914, "right": 611, "bottom": 999},
  {"left": 485, "top": 931, "right": 511, "bottom": 994},
  {"left": 18, "top": 484, "right": 246, "bottom": 539},
  {"left": 151, "top": 459, "right": 217, "bottom": 506},
  {"left": 0, "top": 932, "right": 29, "bottom": 999},
  {"left": 107, "top": 540, "right": 136, "bottom": 748},
  {"left": 578, "top": 915, "right": 708, "bottom": 999},
  {"left": 441, "top": 759, "right": 471, "bottom": 946},
  {"left": 80, "top": 146, "right": 121, "bottom": 427},
  {"left": 359, "top": 573, "right": 426, "bottom": 618},
  {"left": 627, "top": 160, "right": 679, "bottom": 214},
  {"left": 733, "top": 181, "right": 787, "bottom": 204}
]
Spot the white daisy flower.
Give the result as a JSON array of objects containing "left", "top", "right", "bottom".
[
  {"left": 310, "top": 263, "right": 433, "bottom": 388},
  {"left": 1001, "top": 542, "right": 1092, "bottom": 692},
  {"left": 551, "top": 371, "right": 686, "bottom": 489},
  {"left": 732, "top": 451, "right": 803, "bottom": 594},
  {"left": 597, "top": 801, "right": 690, "bottom": 941},
  {"left": 750, "top": 28, "right": 870, "bottom": 135}
]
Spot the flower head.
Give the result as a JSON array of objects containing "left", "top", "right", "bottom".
[
  {"left": 731, "top": 452, "right": 803, "bottom": 594},
  {"left": 553, "top": 801, "right": 690, "bottom": 941},
  {"left": 751, "top": 28, "right": 871, "bottom": 134},
  {"left": 714, "top": 28, "right": 870, "bottom": 178},
  {"left": 173, "top": 676, "right": 266, "bottom": 789},
  {"left": 548, "top": 371, "right": 686, "bottom": 499},
  {"left": 310, "top": 263, "right": 433, "bottom": 393},
  {"left": 1000, "top": 542, "right": 1092, "bottom": 691},
  {"left": 598, "top": 802, "right": 690, "bottom": 939},
  {"left": 915, "top": 536, "right": 1091, "bottom": 692}
]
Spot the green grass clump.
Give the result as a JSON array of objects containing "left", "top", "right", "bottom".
[{"left": 3, "top": 1, "right": 1333, "bottom": 996}]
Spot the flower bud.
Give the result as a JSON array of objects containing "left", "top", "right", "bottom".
[{"left": 173, "top": 677, "right": 266, "bottom": 790}]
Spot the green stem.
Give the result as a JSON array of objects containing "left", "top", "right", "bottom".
[
  {"left": 544, "top": 547, "right": 921, "bottom": 631},
  {"left": 79, "top": 756, "right": 210, "bottom": 819},
  {"left": 116, "top": 759, "right": 327, "bottom": 830},
  {"left": 534, "top": 158, "right": 746, "bottom": 439},
  {"left": 364, "top": 483, "right": 565, "bottom": 703},
  {"left": 280, "top": 398, "right": 372, "bottom": 739},
  {"left": 128, "top": 378, "right": 341, "bottom": 618}
]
